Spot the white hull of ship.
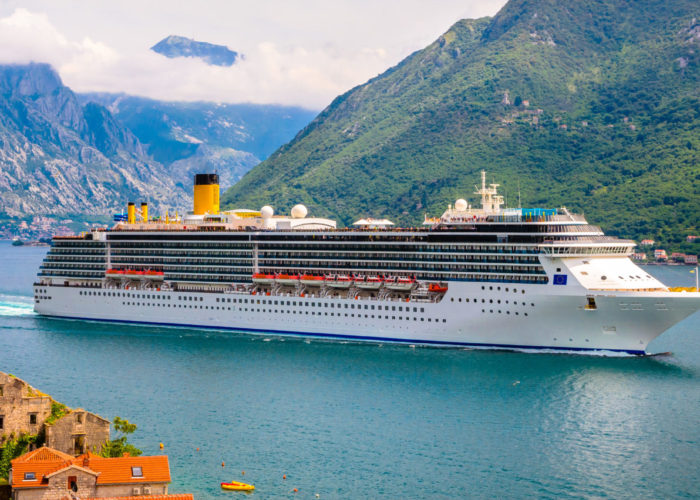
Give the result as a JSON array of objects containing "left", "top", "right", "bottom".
[{"left": 33, "top": 282, "right": 700, "bottom": 354}]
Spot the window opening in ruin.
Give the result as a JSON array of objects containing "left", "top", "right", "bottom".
[
  {"left": 29, "top": 414, "right": 37, "bottom": 425},
  {"left": 0, "top": 416, "right": 3, "bottom": 429},
  {"left": 76, "top": 413, "right": 83, "bottom": 424},
  {"left": 74, "top": 436, "right": 85, "bottom": 455},
  {"left": 69, "top": 476, "right": 78, "bottom": 492}
]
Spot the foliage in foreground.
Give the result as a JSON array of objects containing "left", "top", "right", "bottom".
[{"left": 99, "top": 417, "right": 142, "bottom": 458}]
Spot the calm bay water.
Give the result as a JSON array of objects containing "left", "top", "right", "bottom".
[{"left": 1, "top": 240, "right": 699, "bottom": 499}]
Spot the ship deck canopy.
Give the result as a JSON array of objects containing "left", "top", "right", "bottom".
[{"left": 352, "top": 218, "right": 395, "bottom": 229}]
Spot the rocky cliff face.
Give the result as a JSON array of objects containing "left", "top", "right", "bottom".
[
  {"left": 78, "top": 93, "right": 317, "bottom": 191},
  {"left": 0, "top": 63, "right": 190, "bottom": 217}
]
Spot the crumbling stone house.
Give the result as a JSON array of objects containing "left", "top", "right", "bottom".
[
  {"left": 0, "top": 373, "right": 52, "bottom": 442},
  {"left": 0, "top": 373, "right": 110, "bottom": 456},
  {"left": 45, "top": 409, "right": 110, "bottom": 455}
]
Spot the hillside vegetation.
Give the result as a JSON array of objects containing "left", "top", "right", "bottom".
[{"left": 223, "top": 0, "right": 700, "bottom": 252}]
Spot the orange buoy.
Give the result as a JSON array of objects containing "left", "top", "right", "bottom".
[
  {"left": 242, "top": 471, "right": 245, "bottom": 476},
  {"left": 221, "top": 461, "right": 225, "bottom": 467},
  {"left": 196, "top": 448, "right": 199, "bottom": 452},
  {"left": 293, "top": 488, "right": 298, "bottom": 493},
  {"left": 283, "top": 475, "right": 286, "bottom": 480},
  {"left": 159, "top": 443, "right": 164, "bottom": 449}
]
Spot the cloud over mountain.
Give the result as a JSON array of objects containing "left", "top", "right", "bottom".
[{"left": 0, "top": 2, "right": 504, "bottom": 108}]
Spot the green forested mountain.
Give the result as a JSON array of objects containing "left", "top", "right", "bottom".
[{"left": 223, "top": 0, "right": 700, "bottom": 251}]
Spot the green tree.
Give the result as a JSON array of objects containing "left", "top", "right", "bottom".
[
  {"left": 0, "top": 434, "right": 38, "bottom": 480},
  {"left": 99, "top": 417, "right": 142, "bottom": 458}
]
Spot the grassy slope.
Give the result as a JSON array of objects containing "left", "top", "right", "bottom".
[{"left": 223, "top": 0, "right": 700, "bottom": 252}]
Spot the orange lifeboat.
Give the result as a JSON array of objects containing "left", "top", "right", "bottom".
[
  {"left": 300, "top": 274, "right": 324, "bottom": 286},
  {"left": 252, "top": 273, "right": 275, "bottom": 285},
  {"left": 275, "top": 273, "right": 300, "bottom": 286},
  {"left": 428, "top": 283, "right": 448, "bottom": 293}
]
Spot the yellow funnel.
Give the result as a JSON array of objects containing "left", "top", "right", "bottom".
[
  {"left": 127, "top": 202, "right": 135, "bottom": 224},
  {"left": 193, "top": 174, "right": 220, "bottom": 215},
  {"left": 141, "top": 202, "right": 148, "bottom": 222}
]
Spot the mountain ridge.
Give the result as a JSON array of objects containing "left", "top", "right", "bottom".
[
  {"left": 222, "top": 0, "right": 700, "bottom": 252},
  {"left": 0, "top": 63, "right": 189, "bottom": 218}
]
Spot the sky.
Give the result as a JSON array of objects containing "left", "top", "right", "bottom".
[{"left": 0, "top": 0, "right": 506, "bottom": 109}]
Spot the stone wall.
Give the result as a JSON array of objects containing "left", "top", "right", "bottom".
[
  {"left": 0, "top": 374, "right": 52, "bottom": 442},
  {"left": 45, "top": 467, "right": 98, "bottom": 499},
  {"left": 94, "top": 483, "right": 169, "bottom": 498},
  {"left": 45, "top": 410, "right": 110, "bottom": 456}
]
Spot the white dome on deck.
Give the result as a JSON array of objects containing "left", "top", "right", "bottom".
[
  {"left": 261, "top": 206, "right": 274, "bottom": 218},
  {"left": 291, "top": 204, "right": 308, "bottom": 218},
  {"left": 455, "top": 199, "right": 468, "bottom": 211}
]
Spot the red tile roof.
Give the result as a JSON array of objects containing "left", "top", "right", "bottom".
[
  {"left": 10, "top": 447, "right": 74, "bottom": 488},
  {"left": 82, "top": 454, "right": 171, "bottom": 485},
  {"left": 11, "top": 448, "right": 171, "bottom": 489}
]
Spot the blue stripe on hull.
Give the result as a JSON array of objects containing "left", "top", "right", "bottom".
[{"left": 36, "top": 313, "right": 647, "bottom": 356}]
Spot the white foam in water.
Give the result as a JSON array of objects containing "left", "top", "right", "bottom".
[{"left": 0, "top": 295, "right": 35, "bottom": 316}]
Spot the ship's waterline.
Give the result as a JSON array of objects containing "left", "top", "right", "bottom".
[{"left": 33, "top": 171, "right": 700, "bottom": 353}]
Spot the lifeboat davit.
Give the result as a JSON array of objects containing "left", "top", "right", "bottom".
[
  {"left": 252, "top": 272, "right": 275, "bottom": 285},
  {"left": 275, "top": 273, "right": 300, "bottom": 286},
  {"left": 300, "top": 274, "right": 324, "bottom": 286},
  {"left": 385, "top": 276, "right": 415, "bottom": 292},
  {"left": 355, "top": 275, "right": 383, "bottom": 290},
  {"left": 326, "top": 274, "right": 352, "bottom": 289}
]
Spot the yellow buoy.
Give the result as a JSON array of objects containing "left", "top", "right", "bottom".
[{"left": 159, "top": 442, "right": 164, "bottom": 449}]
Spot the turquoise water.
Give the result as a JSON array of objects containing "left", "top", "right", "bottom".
[{"left": 1, "top": 240, "right": 699, "bottom": 499}]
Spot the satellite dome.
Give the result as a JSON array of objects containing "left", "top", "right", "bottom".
[
  {"left": 455, "top": 198, "right": 468, "bottom": 211},
  {"left": 291, "top": 204, "right": 308, "bottom": 218},
  {"left": 260, "top": 206, "right": 274, "bottom": 219}
]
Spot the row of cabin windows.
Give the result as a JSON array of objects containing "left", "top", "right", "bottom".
[
  {"left": 482, "top": 309, "right": 528, "bottom": 316},
  {"left": 47, "top": 262, "right": 547, "bottom": 276},
  {"left": 42, "top": 271, "right": 549, "bottom": 285},
  {"left": 83, "top": 290, "right": 429, "bottom": 313},
  {"left": 121, "top": 300, "right": 448, "bottom": 323}
]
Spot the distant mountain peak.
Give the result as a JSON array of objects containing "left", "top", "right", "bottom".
[
  {"left": 0, "top": 62, "right": 62, "bottom": 97},
  {"left": 150, "top": 35, "right": 240, "bottom": 66}
]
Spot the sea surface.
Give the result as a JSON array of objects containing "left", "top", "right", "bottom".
[{"left": 1, "top": 240, "right": 699, "bottom": 499}]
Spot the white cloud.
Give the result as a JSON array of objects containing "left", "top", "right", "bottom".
[
  {"left": 0, "top": 9, "right": 117, "bottom": 69},
  {"left": 0, "top": 2, "right": 506, "bottom": 108}
]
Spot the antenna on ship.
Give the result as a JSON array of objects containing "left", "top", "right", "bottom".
[{"left": 518, "top": 180, "right": 522, "bottom": 209}]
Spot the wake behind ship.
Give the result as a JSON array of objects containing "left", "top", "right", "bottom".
[{"left": 34, "top": 172, "right": 700, "bottom": 354}]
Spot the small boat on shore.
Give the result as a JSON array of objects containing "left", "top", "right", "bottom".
[{"left": 221, "top": 480, "right": 255, "bottom": 491}]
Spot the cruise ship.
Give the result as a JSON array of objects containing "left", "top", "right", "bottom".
[{"left": 34, "top": 172, "right": 700, "bottom": 354}]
